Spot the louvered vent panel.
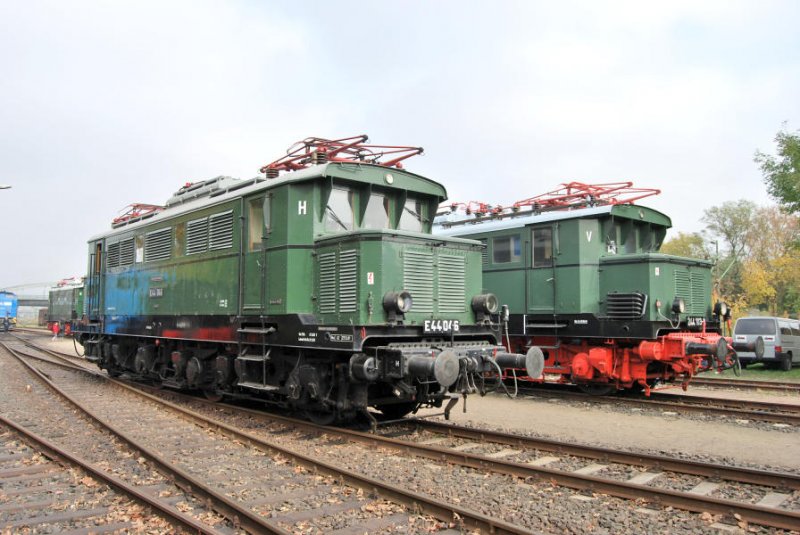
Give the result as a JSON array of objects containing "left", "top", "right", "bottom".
[
  {"left": 674, "top": 270, "right": 691, "bottom": 310},
  {"left": 119, "top": 238, "right": 135, "bottom": 266},
  {"left": 145, "top": 228, "right": 172, "bottom": 262},
  {"left": 338, "top": 250, "right": 358, "bottom": 313},
  {"left": 438, "top": 254, "right": 466, "bottom": 313},
  {"left": 186, "top": 218, "right": 208, "bottom": 255},
  {"left": 318, "top": 252, "right": 337, "bottom": 314},
  {"left": 209, "top": 210, "right": 233, "bottom": 250},
  {"left": 106, "top": 242, "right": 120, "bottom": 268},
  {"left": 480, "top": 240, "right": 488, "bottom": 266},
  {"left": 404, "top": 250, "right": 434, "bottom": 313},
  {"left": 689, "top": 272, "right": 707, "bottom": 315},
  {"left": 606, "top": 292, "right": 647, "bottom": 319}
]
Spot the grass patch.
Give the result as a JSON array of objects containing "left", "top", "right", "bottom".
[{"left": 701, "top": 362, "right": 800, "bottom": 382}]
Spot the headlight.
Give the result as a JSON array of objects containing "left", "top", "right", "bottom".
[
  {"left": 672, "top": 297, "right": 685, "bottom": 314},
  {"left": 713, "top": 301, "right": 728, "bottom": 317},
  {"left": 471, "top": 293, "right": 499, "bottom": 314},
  {"left": 383, "top": 291, "right": 413, "bottom": 314}
]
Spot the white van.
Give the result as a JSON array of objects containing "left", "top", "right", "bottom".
[{"left": 733, "top": 316, "right": 799, "bottom": 371}]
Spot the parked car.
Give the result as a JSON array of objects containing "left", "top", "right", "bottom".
[{"left": 733, "top": 316, "right": 799, "bottom": 371}]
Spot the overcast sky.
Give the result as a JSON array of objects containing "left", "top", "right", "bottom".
[{"left": 1, "top": 0, "right": 799, "bottom": 289}]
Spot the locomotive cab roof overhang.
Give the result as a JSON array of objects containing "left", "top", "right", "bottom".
[
  {"left": 434, "top": 203, "right": 672, "bottom": 238},
  {"left": 314, "top": 227, "right": 482, "bottom": 247},
  {"left": 92, "top": 162, "right": 448, "bottom": 241}
]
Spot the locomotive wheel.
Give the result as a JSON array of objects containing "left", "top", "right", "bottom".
[
  {"left": 305, "top": 408, "right": 337, "bottom": 426},
  {"left": 203, "top": 388, "right": 223, "bottom": 402},
  {"left": 577, "top": 383, "right": 616, "bottom": 396},
  {"left": 377, "top": 402, "right": 418, "bottom": 420}
]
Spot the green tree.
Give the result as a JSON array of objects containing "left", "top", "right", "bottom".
[
  {"left": 660, "top": 231, "right": 710, "bottom": 258},
  {"left": 755, "top": 126, "right": 800, "bottom": 212},
  {"left": 701, "top": 200, "right": 757, "bottom": 300}
]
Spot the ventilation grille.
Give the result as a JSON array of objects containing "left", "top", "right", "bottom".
[
  {"left": 480, "top": 240, "right": 488, "bottom": 265},
  {"left": 674, "top": 270, "right": 707, "bottom": 315},
  {"left": 318, "top": 252, "right": 337, "bottom": 314},
  {"left": 106, "top": 242, "right": 120, "bottom": 268},
  {"left": 339, "top": 250, "right": 358, "bottom": 312},
  {"left": 404, "top": 250, "right": 434, "bottom": 313},
  {"left": 438, "top": 254, "right": 466, "bottom": 313},
  {"left": 186, "top": 217, "right": 209, "bottom": 255},
  {"left": 317, "top": 250, "right": 358, "bottom": 314},
  {"left": 119, "top": 238, "right": 134, "bottom": 265},
  {"left": 606, "top": 292, "right": 647, "bottom": 319},
  {"left": 145, "top": 228, "right": 172, "bottom": 262},
  {"left": 209, "top": 211, "right": 233, "bottom": 250}
]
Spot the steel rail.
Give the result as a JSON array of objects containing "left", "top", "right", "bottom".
[
  {"left": 690, "top": 377, "right": 800, "bottom": 393},
  {"left": 0, "top": 414, "right": 224, "bottom": 535},
  {"left": 128, "top": 383, "right": 800, "bottom": 530},
  {"left": 649, "top": 392, "right": 800, "bottom": 412},
  {"left": 9, "top": 340, "right": 535, "bottom": 535},
  {"left": 405, "top": 419, "right": 800, "bottom": 490},
  {"left": 518, "top": 387, "right": 800, "bottom": 425},
  {"left": 116, "top": 381, "right": 800, "bottom": 492},
  {"left": 0, "top": 341, "right": 292, "bottom": 535}
]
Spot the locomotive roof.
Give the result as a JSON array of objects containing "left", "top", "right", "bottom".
[
  {"left": 434, "top": 203, "right": 672, "bottom": 238},
  {"left": 92, "top": 162, "right": 448, "bottom": 241}
]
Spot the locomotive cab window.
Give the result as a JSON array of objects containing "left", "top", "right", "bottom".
[
  {"left": 362, "top": 192, "right": 390, "bottom": 229},
  {"left": 532, "top": 227, "right": 553, "bottom": 268},
  {"left": 493, "top": 235, "right": 521, "bottom": 264},
  {"left": 248, "top": 197, "right": 265, "bottom": 251},
  {"left": 325, "top": 187, "right": 354, "bottom": 232},
  {"left": 398, "top": 197, "right": 424, "bottom": 232}
]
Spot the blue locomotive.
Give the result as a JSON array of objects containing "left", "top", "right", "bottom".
[{"left": 0, "top": 291, "right": 18, "bottom": 331}]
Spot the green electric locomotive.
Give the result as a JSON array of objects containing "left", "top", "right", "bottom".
[
  {"left": 434, "top": 182, "right": 742, "bottom": 395},
  {"left": 48, "top": 278, "right": 85, "bottom": 336},
  {"left": 75, "top": 136, "right": 534, "bottom": 424}
]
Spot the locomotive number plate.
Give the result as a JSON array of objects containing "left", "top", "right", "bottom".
[
  {"left": 423, "top": 319, "right": 460, "bottom": 334},
  {"left": 686, "top": 317, "right": 705, "bottom": 327}
]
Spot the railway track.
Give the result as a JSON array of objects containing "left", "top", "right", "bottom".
[
  {"left": 506, "top": 383, "right": 800, "bottom": 425},
  {"left": 12, "top": 335, "right": 800, "bottom": 532},
  {"left": 0, "top": 334, "right": 532, "bottom": 534},
  {"left": 0, "top": 420, "right": 198, "bottom": 533},
  {"left": 0, "top": 339, "right": 281, "bottom": 534},
  {"left": 691, "top": 377, "right": 800, "bottom": 393}
]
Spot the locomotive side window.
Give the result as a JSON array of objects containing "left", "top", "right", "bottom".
[
  {"left": 248, "top": 197, "right": 265, "bottom": 251},
  {"left": 532, "top": 228, "right": 553, "bottom": 267},
  {"left": 363, "top": 192, "right": 390, "bottom": 229},
  {"left": 325, "top": 187, "right": 354, "bottom": 232},
  {"left": 94, "top": 243, "right": 102, "bottom": 274},
  {"left": 493, "top": 235, "right": 521, "bottom": 264},
  {"left": 399, "top": 198, "right": 424, "bottom": 232},
  {"left": 263, "top": 194, "right": 272, "bottom": 235}
]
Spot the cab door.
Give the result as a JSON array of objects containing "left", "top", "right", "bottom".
[
  {"left": 241, "top": 195, "right": 268, "bottom": 314},
  {"left": 86, "top": 240, "right": 104, "bottom": 320},
  {"left": 526, "top": 226, "right": 555, "bottom": 314}
]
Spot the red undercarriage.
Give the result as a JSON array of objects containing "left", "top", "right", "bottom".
[{"left": 506, "top": 331, "right": 732, "bottom": 395}]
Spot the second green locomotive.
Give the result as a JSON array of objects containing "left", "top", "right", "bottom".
[
  {"left": 435, "top": 182, "right": 738, "bottom": 395},
  {"left": 75, "top": 136, "right": 534, "bottom": 423}
]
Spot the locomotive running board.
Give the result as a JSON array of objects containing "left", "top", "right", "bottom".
[{"left": 236, "top": 381, "right": 280, "bottom": 392}]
